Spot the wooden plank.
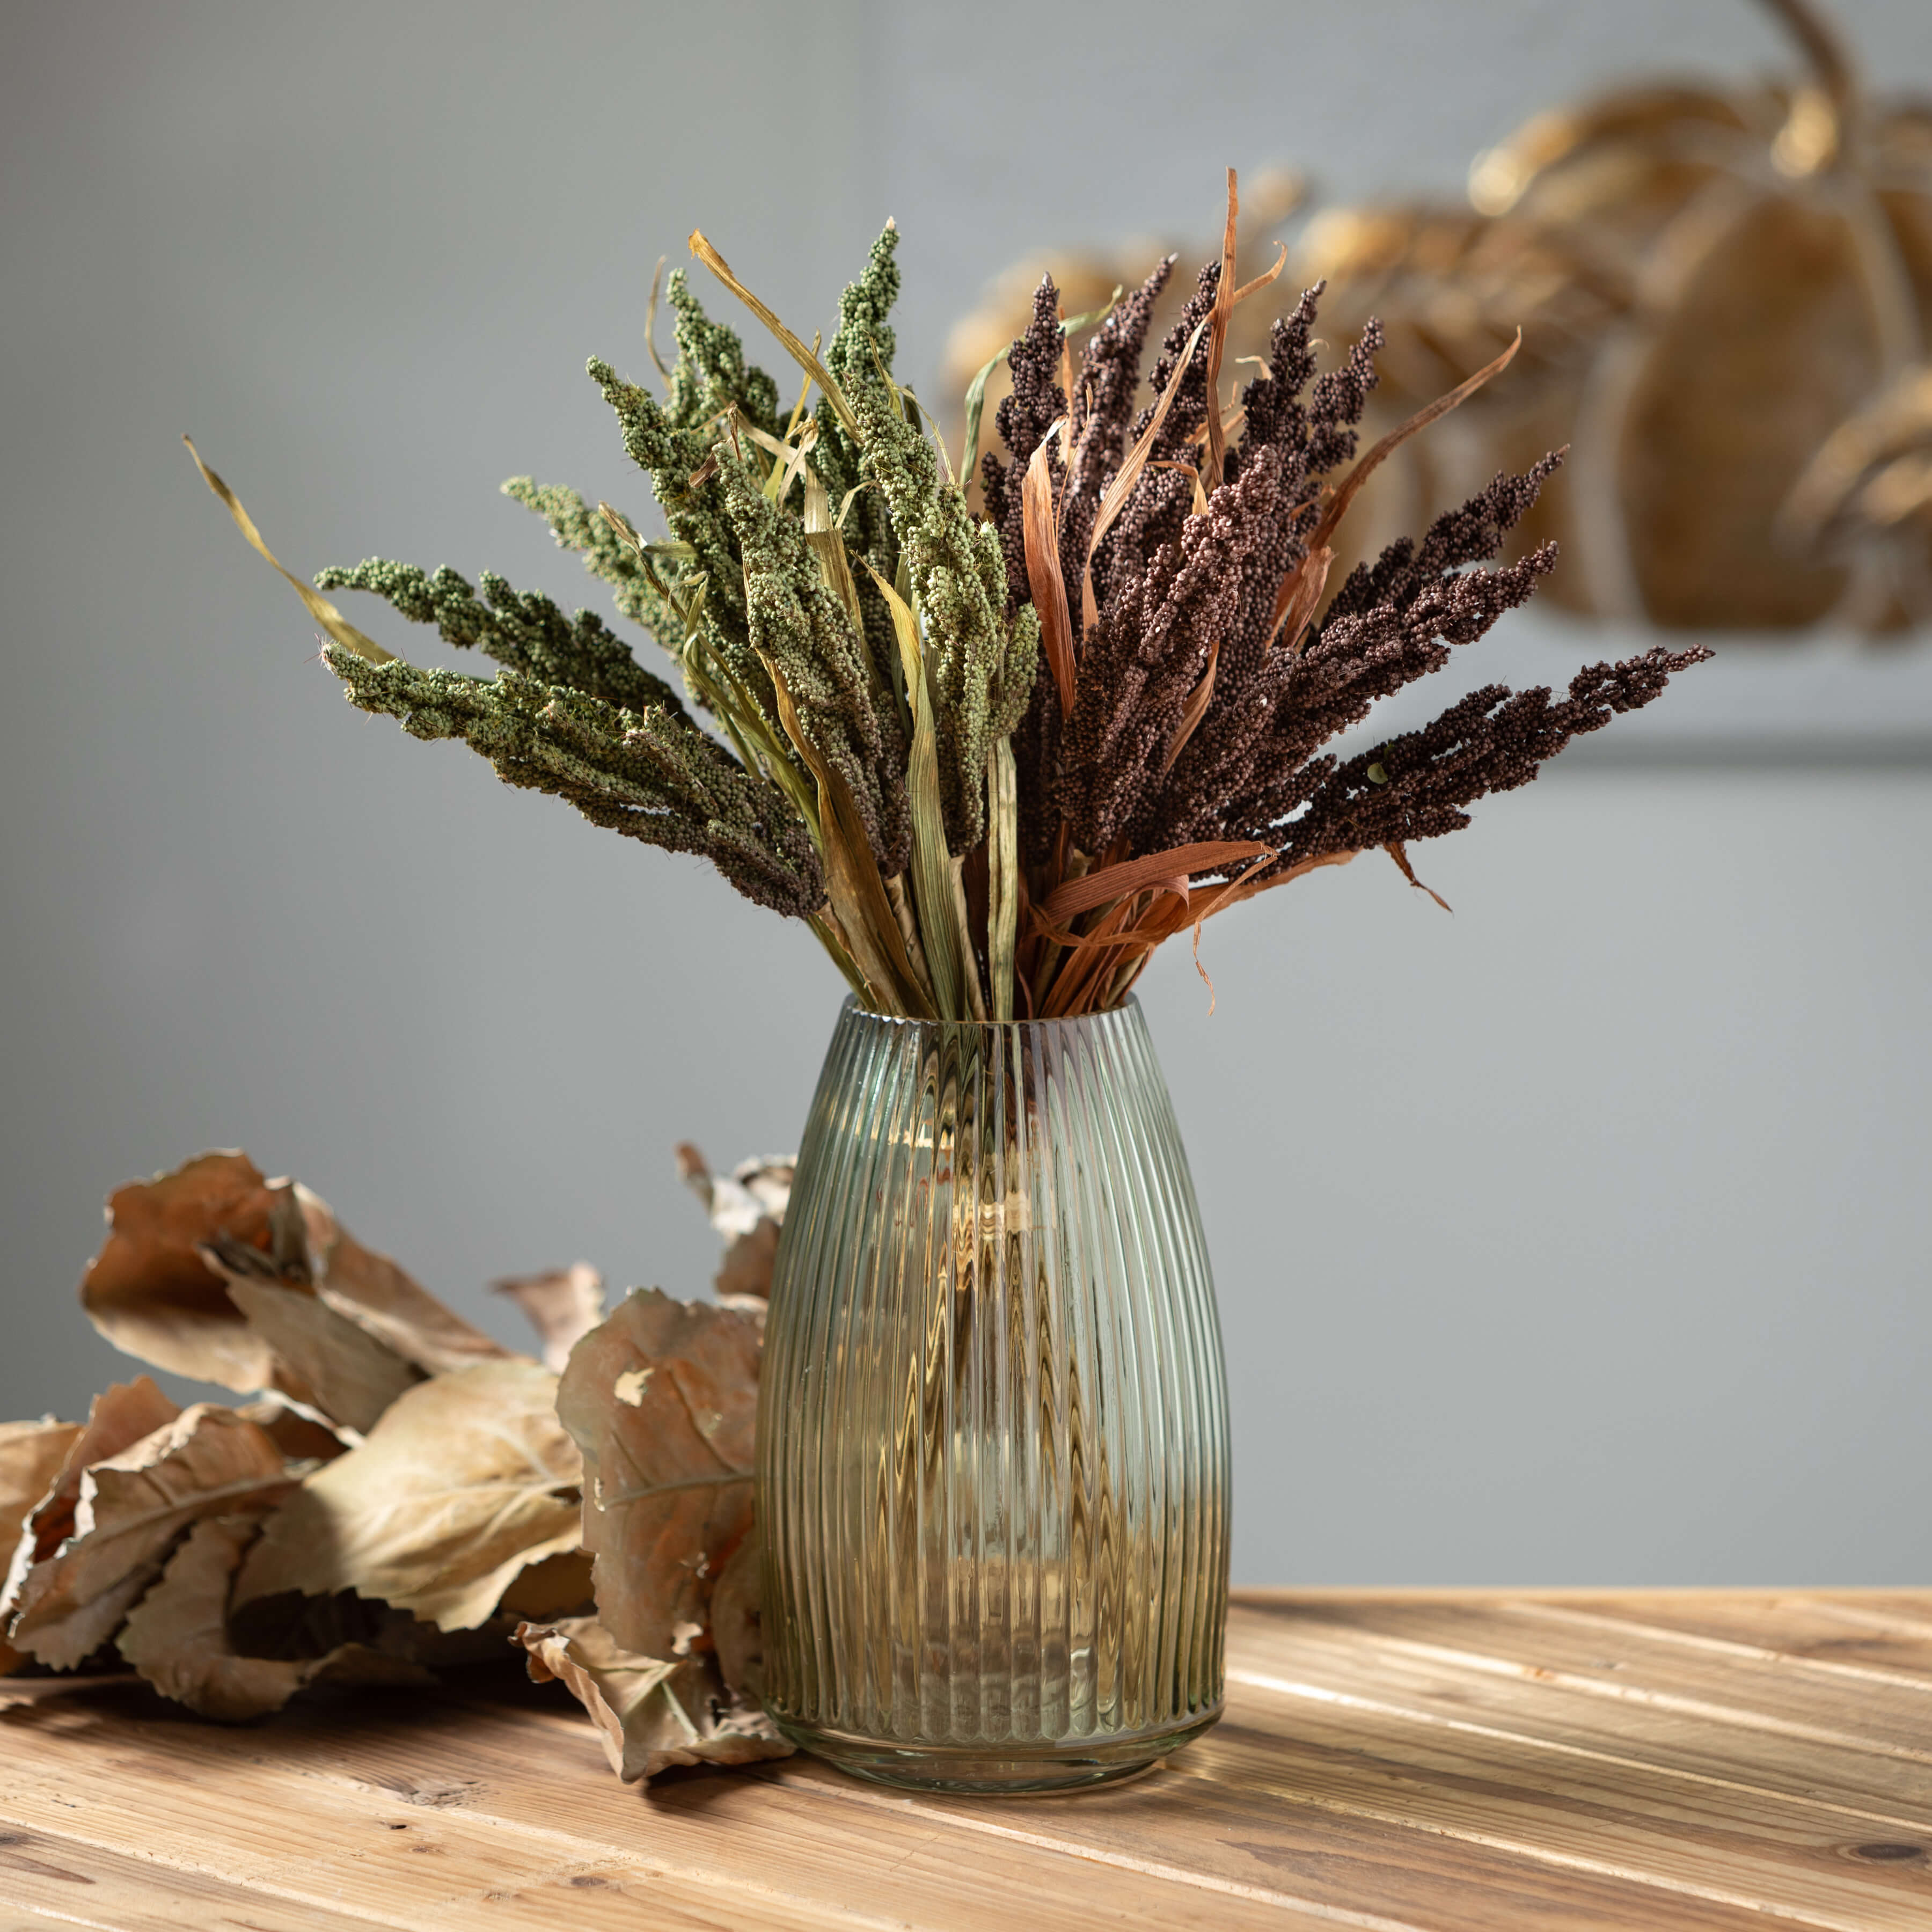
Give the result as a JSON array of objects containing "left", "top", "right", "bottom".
[
  {"left": 1192, "top": 1672, "right": 1932, "bottom": 1930},
  {"left": 1, "top": 1695, "right": 870, "bottom": 1932},
  {"left": 1227, "top": 1604, "right": 1932, "bottom": 1821},
  {"left": 1255, "top": 1599, "right": 1932, "bottom": 1760},
  {"left": 1, "top": 1687, "right": 1339, "bottom": 1932},
  {"left": 391, "top": 1670, "right": 1863, "bottom": 1932},
  {"left": 1540, "top": 1593, "right": 1932, "bottom": 1683},
  {"left": 0, "top": 1827, "right": 391, "bottom": 1932},
  {"left": 235, "top": 1677, "right": 1794, "bottom": 1932}
]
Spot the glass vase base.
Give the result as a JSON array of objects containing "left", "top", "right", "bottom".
[{"left": 774, "top": 1708, "right": 1223, "bottom": 1795}]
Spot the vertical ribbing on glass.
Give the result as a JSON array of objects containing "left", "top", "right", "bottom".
[{"left": 756, "top": 998, "right": 1230, "bottom": 1790}]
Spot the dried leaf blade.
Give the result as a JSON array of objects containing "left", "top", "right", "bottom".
[
  {"left": 515, "top": 1616, "right": 789, "bottom": 1785},
  {"left": 233, "top": 1361, "right": 583, "bottom": 1633},
  {"left": 555, "top": 1290, "right": 760, "bottom": 1663}
]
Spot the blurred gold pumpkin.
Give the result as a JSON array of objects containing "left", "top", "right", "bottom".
[{"left": 943, "top": 0, "right": 1932, "bottom": 634}]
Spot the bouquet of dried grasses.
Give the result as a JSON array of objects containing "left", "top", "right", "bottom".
[{"left": 192, "top": 175, "right": 1706, "bottom": 1020}]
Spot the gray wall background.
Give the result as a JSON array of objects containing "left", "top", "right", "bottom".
[{"left": 5, "top": 0, "right": 1928, "bottom": 1585}]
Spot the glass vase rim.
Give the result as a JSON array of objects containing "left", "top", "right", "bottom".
[{"left": 837, "top": 992, "right": 1144, "bottom": 1033}]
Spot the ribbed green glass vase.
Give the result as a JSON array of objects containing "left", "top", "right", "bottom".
[{"left": 755, "top": 997, "right": 1230, "bottom": 1793}]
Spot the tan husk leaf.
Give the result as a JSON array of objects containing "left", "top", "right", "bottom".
[
  {"left": 1302, "top": 330, "right": 1523, "bottom": 560},
  {"left": 862, "top": 564, "right": 973, "bottom": 1020},
  {"left": 762, "top": 654, "right": 932, "bottom": 1019},
  {"left": 1160, "top": 639, "right": 1221, "bottom": 774},
  {"left": 1267, "top": 544, "right": 1335, "bottom": 656},
  {"left": 234, "top": 1361, "right": 582, "bottom": 1632},
  {"left": 118, "top": 1515, "right": 430, "bottom": 1721},
  {"left": 182, "top": 437, "right": 395, "bottom": 665},
  {"left": 1203, "top": 169, "right": 1241, "bottom": 491},
  {"left": 555, "top": 1290, "right": 761, "bottom": 1662},
  {"left": 514, "top": 1616, "right": 789, "bottom": 1785},
  {"left": 492, "top": 1264, "right": 608, "bottom": 1374},
  {"left": 1081, "top": 312, "right": 1212, "bottom": 633},
  {"left": 8, "top": 1404, "right": 297, "bottom": 1671},
  {"left": 688, "top": 227, "right": 860, "bottom": 436},
  {"left": 1021, "top": 425, "right": 1078, "bottom": 713},
  {"left": 1041, "top": 839, "right": 1272, "bottom": 924}
]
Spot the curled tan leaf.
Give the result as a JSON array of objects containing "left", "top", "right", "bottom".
[
  {"left": 0, "top": 1419, "right": 84, "bottom": 1674},
  {"left": 234, "top": 1361, "right": 582, "bottom": 1633},
  {"left": 555, "top": 1290, "right": 761, "bottom": 1662},
  {"left": 80, "top": 1152, "right": 289, "bottom": 1391},
  {"left": 707, "top": 1534, "right": 769, "bottom": 1704},
  {"left": 292, "top": 1187, "right": 511, "bottom": 1378},
  {"left": 222, "top": 1280, "right": 421, "bottom": 1436},
  {"left": 2, "top": 1378, "right": 180, "bottom": 1628},
  {"left": 0, "top": 1421, "right": 84, "bottom": 1556},
  {"left": 515, "top": 1616, "right": 789, "bottom": 1785},
  {"left": 492, "top": 1264, "right": 607, "bottom": 1373},
  {"left": 9, "top": 1404, "right": 297, "bottom": 1671},
  {"left": 236, "top": 1395, "right": 355, "bottom": 1465},
  {"left": 79, "top": 1152, "right": 508, "bottom": 1412},
  {"left": 118, "top": 1515, "right": 430, "bottom": 1721}
]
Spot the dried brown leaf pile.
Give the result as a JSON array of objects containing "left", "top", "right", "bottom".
[{"left": 1, "top": 1142, "right": 792, "bottom": 1787}]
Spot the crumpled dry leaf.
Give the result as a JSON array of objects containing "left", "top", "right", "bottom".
[
  {"left": 8, "top": 1404, "right": 297, "bottom": 1671},
  {"left": 118, "top": 1514, "right": 431, "bottom": 1721},
  {"left": 492, "top": 1263, "right": 606, "bottom": 1373},
  {"left": 80, "top": 1152, "right": 511, "bottom": 1413},
  {"left": 708, "top": 1533, "right": 769, "bottom": 1704},
  {"left": 234, "top": 1360, "right": 583, "bottom": 1632},
  {"left": 514, "top": 1616, "right": 789, "bottom": 1784},
  {"left": 556, "top": 1289, "right": 761, "bottom": 1662},
  {"left": 80, "top": 1152, "right": 289, "bottom": 1389},
  {"left": 237, "top": 1394, "right": 355, "bottom": 1464},
  {"left": 291, "top": 1186, "right": 511, "bottom": 1378},
  {"left": 223, "top": 1280, "right": 420, "bottom": 1436},
  {"left": 0, "top": 1419, "right": 84, "bottom": 1673},
  {"left": 2, "top": 1378, "right": 182, "bottom": 1633},
  {"left": 495, "top": 1547, "right": 596, "bottom": 1621},
  {"left": 0, "top": 1421, "right": 84, "bottom": 1550},
  {"left": 675, "top": 1146, "right": 794, "bottom": 1305}
]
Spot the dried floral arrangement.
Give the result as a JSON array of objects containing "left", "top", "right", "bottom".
[
  {"left": 1, "top": 1146, "right": 796, "bottom": 1787},
  {"left": 947, "top": 0, "right": 1932, "bottom": 632},
  {"left": 191, "top": 175, "right": 1707, "bottom": 1022}
]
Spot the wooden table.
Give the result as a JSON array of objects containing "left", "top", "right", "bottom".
[{"left": 4, "top": 1590, "right": 1931, "bottom": 1930}]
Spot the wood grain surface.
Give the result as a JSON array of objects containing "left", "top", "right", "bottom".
[{"left": 4, "top": 1591, "right": 1930, "bottom": 1930}]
